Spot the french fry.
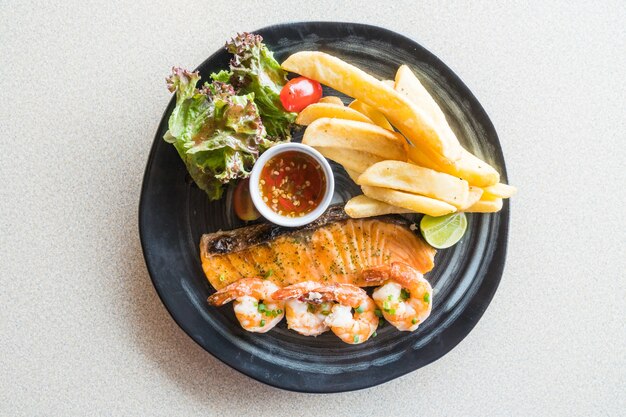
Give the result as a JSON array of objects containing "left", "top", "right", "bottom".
[
  {"left": 464, "top": 195, "right": 503, "bottom": 213},
  {"left": 314, "top": 147, "right": 385, "bottom": 173},
  {"left": 460, "top": 186, "right": 484, "bottom": 210},
  {"left": 302, "top": 118, "right": 407, "bottom": 161},
  {"left": 319, "top": 96, "right": 344, "bottom": 106},
  {"left": 361, "top": 185, "right": 456, "bottom": 217},
  {"left": 395, "top": 65, "right": 448, "bottom": 127},
  {"left": 348, "top": 100, "right": 393, "bottom": 130},
  {"left": 296, "top": 103, "right": 372, "bottom": 125},
  {"left": 282, "top": 51, "right": 462, "bottom": 161},
  {"left": 357, "top": 161, "right": 469, "bottom": 208},
  {"left": 395, "top": 65, "right": 501, "bottom": 187},
  {"left": 409, "top": 146, "right": 500, "bottom": 187},
  {"left": 345, "top": 195, "right": 413, "bottom": 218},
  {"left": 482, "top": 183, "right": 517, "bottom": 199},
  {"left": 344, "top": 168, "right": 363, "bottom": 183}
]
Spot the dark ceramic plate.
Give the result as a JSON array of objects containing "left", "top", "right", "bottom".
[{"left": 139, "top": 22, "right": 509, "bottom": 393}]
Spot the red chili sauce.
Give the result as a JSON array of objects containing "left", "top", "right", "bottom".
[{"left": 259, "top": 151, "right": 326, "bottom": 217}]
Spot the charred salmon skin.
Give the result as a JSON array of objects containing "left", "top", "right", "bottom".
[{"left": 200, "top": 205, "right": 436, "bottom": 290}]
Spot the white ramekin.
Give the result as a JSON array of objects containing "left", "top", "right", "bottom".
[{"left": 249, "top": 143, "right": 334, "bottom": 227}]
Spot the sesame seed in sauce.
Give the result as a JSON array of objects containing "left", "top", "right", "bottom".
[{"left": 258, "top": 151, "right": 327, "bottom": 218}]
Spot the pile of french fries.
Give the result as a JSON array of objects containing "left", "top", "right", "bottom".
[{"left": 282, "top": 52, "right": 516, "bottom": 218}]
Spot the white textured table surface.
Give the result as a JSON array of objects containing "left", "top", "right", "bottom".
[{"left": 1, "top": 1, "right": 625, "bottom": 416}]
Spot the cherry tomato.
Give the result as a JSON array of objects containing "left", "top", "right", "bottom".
[{"left": 280, "top": 77, "right": 323, "bottom": 112}]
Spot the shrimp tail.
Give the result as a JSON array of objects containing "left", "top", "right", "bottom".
[
  {"left": 272, "top": 281, "right": 324, "bottom": 302},
  {"left": 272, "top": 286, "right": 310, "bottom": 301},
  {"left": 207, "top": 277, "right": 266, "bottom": 306},
  {"left": 389, "top": 262, "right": 424, "bottom": 287},
  {"left": 207, "top": 288, "right": 237, "bottom": 306},
  {"left": 362, "top": 265, "right": 392, "bottom": 285},
  {"left": 311, "top": 284, "right": 367, "bottom": 307}
]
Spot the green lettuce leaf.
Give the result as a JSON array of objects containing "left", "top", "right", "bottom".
[
  {"left": 210, "top": 69, "right": 232, "bottom": 84},
  {"left": 164, "top": 68, "right": 268, "bottom": 200},
  {"left": 213, "top": 33, "right": 296, "bottom": 139}
]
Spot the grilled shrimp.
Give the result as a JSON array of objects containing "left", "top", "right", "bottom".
[
  {"left": 272, "top": 281, "right": 331, "bottom": 336},
  {"left": 312, "top": 284, "right": 379, "bottom": 344},
  {"left": 369, "top": 262, "right": 433, "bottom": 331},
  {"left": 207, "top": 278, "right": 284, "bottom": 333}
]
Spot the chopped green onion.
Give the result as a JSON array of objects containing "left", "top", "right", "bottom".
[
  {"left": 260, "top": 319, "right": 266, "bottom": 327},
  {"left": 218, "top": 274, "right": 225, "bottom": 282},
  {"left": 321, "top": 310, "right": 330, "bottom": 316},
  {"left": 307, "top": 303, "right": 315, "bottom": 313},
  {"left": 276, "top": 309, "right": 283, "bottom": 314},
  {"left": 412, "top": 318, "right": 418, "bottom": 325},
  {"left": 383, "top": 301, "right": 390, "bottom": 311},
  {"left": 355, "top": 305, "right": 364, "bottom": 314},
  {"left": 372, "top": 331, "right": 377, "bottom": 338},
  {"left": 423, "top": 293, "right": 430, "bottom": 303},
  {"left": 257, "top": 303, "right": 267, "bottom": 312},
  {"left": 264, "top": 269, "right": 274, "bottom": 279},
  {"left": 400, "top": 288, "right": 410, "bottom": 301},
  {"left": 387, "top": 294, "right": 392, "bottom": 301},
  {"left": 388, "top": 308, "right": 396, "bottom": 315},
  {"left": 374, "top": 309, "right": 382, "bottom": 317},
  {"left": 353, "top": 335, "right": 360, "bottom": 343}
]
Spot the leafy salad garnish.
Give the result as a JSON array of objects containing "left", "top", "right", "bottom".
[
  {"left": 164, "top": 33, "right": 295, "bottom": 200},
  {"left": 213, "top": 33, "right": 296, "bottom": 139}
]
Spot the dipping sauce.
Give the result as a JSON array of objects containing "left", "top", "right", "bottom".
[{"left": 259, "top": 151, "right": 327, "bottom": 217}]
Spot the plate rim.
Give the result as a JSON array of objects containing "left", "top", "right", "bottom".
[{"left": 139, "top": 21, "right": 510, "bottom": 393}]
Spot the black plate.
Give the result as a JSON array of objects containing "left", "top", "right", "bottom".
[{"left": 139, "top": 22, "right": 509, "bottom": 393}]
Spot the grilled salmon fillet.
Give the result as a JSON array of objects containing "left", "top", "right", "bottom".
[{"left": 200, "top": 205, "right": 436, "bottom": 290}]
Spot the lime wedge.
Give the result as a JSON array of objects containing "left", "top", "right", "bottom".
[{"left": 419, "top": 212, "right": 468, "bottom": 249}]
